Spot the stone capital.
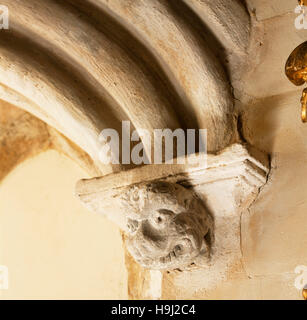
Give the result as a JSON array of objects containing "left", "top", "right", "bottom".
[{"left": 76, "top": 143, "right": 269, "bottom": 273}]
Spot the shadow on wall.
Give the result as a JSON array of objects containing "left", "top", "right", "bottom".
[{"left": 0, "top": 150, "right": 128, "bottom": 299}]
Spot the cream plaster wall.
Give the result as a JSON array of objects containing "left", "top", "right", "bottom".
[
  {"left": 0, "top": 150, "right": 127, "bottom": 299},
  {"left": 204, "top": 1, "right": 307, "bottom": 300}
]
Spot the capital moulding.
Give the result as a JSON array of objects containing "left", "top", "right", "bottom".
[{"left": 76, "top": 144, "right": 269, "bottom": 274}]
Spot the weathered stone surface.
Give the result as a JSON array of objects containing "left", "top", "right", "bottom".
[
  {"left": 247, "top": 0, "right": 296, "bottom": 21},
  {"left": 123, "top": 182, "right": 213, "bottom": 270},
  {"left": 0, "top": 0, "right": 251, "bottom": 163},
  {"left": 77, "top": 144, "right": 269, "bottom": 277}
]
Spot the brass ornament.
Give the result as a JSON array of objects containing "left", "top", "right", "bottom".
[
  {"left": 303, "top": 285, "right": 307, "bottom": 300},
  {"left": 285, "top": 41, "right": 307, "bottom": 122}
]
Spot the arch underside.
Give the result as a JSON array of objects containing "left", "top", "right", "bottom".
[{"left": 0, "top": 0, "right": 250, "bottom": 174}]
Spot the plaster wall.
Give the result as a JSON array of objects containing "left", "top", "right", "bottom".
[{"left": 0, "top": 150, "right": 127, "bottom": 299}]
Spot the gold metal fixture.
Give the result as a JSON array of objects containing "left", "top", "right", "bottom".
[
  {"left": 303, "top": 286, "right": 307, "bottom": 300},
  {"left": 285, "top": 41, "right": 307, "bottom": 122},
  {"left": 299, "top": 0, "right": 307, "bottom": 6}
]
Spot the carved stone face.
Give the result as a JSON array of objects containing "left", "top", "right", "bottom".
[{"left": 122, "top": 182, "right": 213, "bottom": 270}]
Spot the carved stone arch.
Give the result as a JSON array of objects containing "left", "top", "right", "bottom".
[
  {"left": 0, "top": 0, "right": 250, "bottom": 165},
  {"left": 0, "top": 0, "right": 267, "bottom": 299}
]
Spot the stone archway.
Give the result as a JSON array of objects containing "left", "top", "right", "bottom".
[{"left": 0, "top": 1, "right": 272, "bottom": 299}]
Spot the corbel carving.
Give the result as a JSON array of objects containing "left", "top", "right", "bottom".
[
  {"left": 122, "top": 181, "right": 213, "bottom": 270},
  {"left": 76, "top": 144, "right": 269, "bottom": 273}
]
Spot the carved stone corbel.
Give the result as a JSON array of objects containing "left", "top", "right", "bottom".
[
  {"left": 122, "top": 181, "right": 213, "bottom": 270},
  {"left": 76, "top": 143, "right": 269, "bottom": 273}
]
